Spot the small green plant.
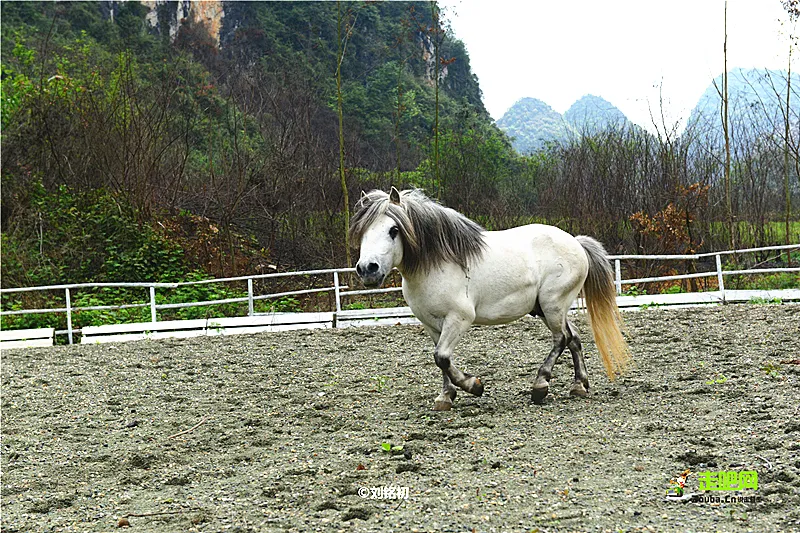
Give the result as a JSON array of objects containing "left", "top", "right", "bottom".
[
  {"left": 705, "top": 373, "right": 727, "bottom": 385},
  {"left": 749, "top": 297, "right": 782, "bottom": 305},
  {"left": 639, "top": 302, "right": 665, "bottom": 310},
  {"left": 665, "top": 285, "right": 684, "bottom": 294},
  {"left": 343, "top": 302, "right": 367, "bottom": 310},
  {"left": 371, "top": 375, "right": 389, "bottom": 392},
  {"left": 622, "top": 285, "right": 647, "bottom": 296},
  {"left": 761, "top": 361, "right": 782, "bottom": 380},
  {"left": 380, "top": 442, "right": 404, "bottom": 454}
]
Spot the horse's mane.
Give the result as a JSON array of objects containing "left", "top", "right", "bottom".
[{"left": 349, "top": 189, "right": 486, "bottom": 276}]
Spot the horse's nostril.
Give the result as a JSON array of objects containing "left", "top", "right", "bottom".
[
  {"left": 367, "top": 262, "right": 379, "bottom": 273},
  {"left": 356, "top": 263, "right": 364, "bottom": 276}
]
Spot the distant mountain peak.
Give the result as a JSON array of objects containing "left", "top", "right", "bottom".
[
  {"left": 496, "top": 95, "right": 630, "bottom": 154},
  {"left": 495, "top": 98, "right": 569, "bottom": 153},
  {"left": 511, "top": 96, "right": 555, "bottom": 108},
  {"left": 564, "top": 94, "right": 629, "bottom": 132},
  {"left": 688, "top": 68, "right": 799, "bottom": 138}
]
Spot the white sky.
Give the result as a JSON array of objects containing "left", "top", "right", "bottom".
[{"left": 438, "top": 0, "right": 796, "bottom": 132}]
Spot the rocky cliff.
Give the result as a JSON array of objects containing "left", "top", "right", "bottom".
[
  {"left": 101, "top": 1, "right": 458, "bottom": 93},
  {"left": 104, "top": 0, "right": 225, "bottom": 45}
]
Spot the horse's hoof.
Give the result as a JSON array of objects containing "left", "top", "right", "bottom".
[
  {"left": 531, "top": 387, "right": 549, "bottom": 404},
  {"left": 470, "top": 378, "right": 484, "bottom": 397},
  {"left": 433, "top": 400, "right": 453, "bottom": 411},
  {"left": 569, "top": 382, "right": 589, "bottom": 398}
]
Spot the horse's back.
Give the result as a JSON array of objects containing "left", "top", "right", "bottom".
[
  {"left": 486, "top": 224, "right": 588, "bottom": 273},
  {"left": 402, "top": 223, "right": 589, "bottom": 328},
  {"left": 464, "top": 224, "right": 588, "bottom": 324}
]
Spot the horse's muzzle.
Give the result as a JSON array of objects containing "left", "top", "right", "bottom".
[{"left": 356, "top": 261, "right": 385, "bottom": 288}]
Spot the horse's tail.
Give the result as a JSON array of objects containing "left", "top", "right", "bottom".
[{"left": 576, "top": 235, "right": 631, "bottom": 380}]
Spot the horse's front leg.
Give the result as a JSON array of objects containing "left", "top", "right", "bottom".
[
  {"left": 430, "top": 313, "right": 483, "bottom": 411},
  {"left": 424, "top": 326, "right": 457, "bottom": 410}
]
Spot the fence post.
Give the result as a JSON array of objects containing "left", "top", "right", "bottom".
[
  {"left": 65, "top": 288, "right": 73, "bottom": 345},
  {"left": 150, "top": 286, "right": 157, "bottom": 322},
  {"left": 614, "top": 259, "right": 622, "bottom": 295},
  {"left": 247, "top": 278, "right": 254, "bottom": 317},
  {"left": 333, "top": 271, "right": 342, "bottom": 314},
  {"left": 715, "top": 254, "right": 725, "bottom": 303}
]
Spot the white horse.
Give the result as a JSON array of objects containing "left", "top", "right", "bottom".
[{"left": 350, "top": 187, "right": 630, "bottom": 410}]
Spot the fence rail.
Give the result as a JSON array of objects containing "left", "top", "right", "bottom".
[
  {"left": 1, "top": 244, "right": 797, "bottom": 345},
  {"left": 608, "top": 243, "right": 799, "bottom": 296}
]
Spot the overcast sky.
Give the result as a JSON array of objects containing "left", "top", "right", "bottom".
[{"left": 438, "top": 0, "right": 796, "bottom": 132}]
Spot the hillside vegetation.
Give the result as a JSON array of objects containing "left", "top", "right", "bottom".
[
  {"left": 1, "top": 1, "right": 799, "bottom": 301},
  {"left": 1, "top": 1, "right": 519, "bottom": 284}
]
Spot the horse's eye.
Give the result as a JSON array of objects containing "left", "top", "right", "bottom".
[{"left": 389, "top": 226, "right": 399, "bottom": 239}]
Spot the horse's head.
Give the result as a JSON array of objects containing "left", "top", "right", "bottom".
[
  {"left": 350, "top": 186, "right": 484, "bottom": 286},
  {"left": 351, "top": 187, "right": 407, "bottom": 288}
]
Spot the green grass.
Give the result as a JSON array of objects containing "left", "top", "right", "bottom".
[
  {"left": 733, "top": 272, "right": 799, "bottom": 290},
  {"left": 748, "top": 297, "right": 783, "bottom": 305},
  {"left": 622, "top": 285, "right": 648, "bottom": 296},
  {"left": 707, "top": 221, "right": 800, "bottom": 248}
]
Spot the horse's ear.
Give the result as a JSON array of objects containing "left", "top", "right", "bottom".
[
  {"left": 389, "top": 186, "right": 401, "bottom": 205},
  {"left": 360, "top": 190, "right": 368, "bottom": 200}
]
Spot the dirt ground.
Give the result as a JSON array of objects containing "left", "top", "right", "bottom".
[{"left": 2, "top": 304, "right": 800, "bottom": 533}]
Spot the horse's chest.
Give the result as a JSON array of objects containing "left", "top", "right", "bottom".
[{"left": 402, "top": 278, "right": 466, "bottom": 324}]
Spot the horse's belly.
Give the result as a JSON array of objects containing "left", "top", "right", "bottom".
[
  {"left": 402, "top": 263, "right": 536, "bottom": 328},
  {"left": 472, "top": 285, "right": 537, "bottom": 325},
  {"left": 470, "top": 238, "right": 539, "bottom": 324}
]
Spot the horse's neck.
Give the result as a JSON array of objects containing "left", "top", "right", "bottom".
[{"left": 397, "top": 267, "right": 423, "bottom": 290}]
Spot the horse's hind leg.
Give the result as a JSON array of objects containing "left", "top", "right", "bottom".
[
  {"left": 566, "top": 320, "right": 590, "bottom": 398},
  {"left": 531, "top": 301, "right": 576, "bottom": 404},
  {"left": 531, "top": 330, "right": 567, "bottom": 404}
]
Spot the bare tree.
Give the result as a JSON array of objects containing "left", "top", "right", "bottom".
[
  {"left": 335, "top": 1, "right": 363, "bottom": 267},
  {"left": 722, "top": 0, "right": 736, "bottom": 249},
  {"left": 781, "top": 0, "right": 799, "bottom": 261},
  {"left": 430, "top": 2, "right": 442, "bottom": 198}
]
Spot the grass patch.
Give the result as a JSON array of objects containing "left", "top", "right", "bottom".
[
  {"left": 733, "top": 272, "right": 799, "bottom": 291},
  {"left": 749, "top": 297, "right": 783, "bottom": 305}
]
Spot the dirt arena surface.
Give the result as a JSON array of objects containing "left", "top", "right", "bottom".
[{"left": 2, "top": 304, "right": 800, "bottom": 532}]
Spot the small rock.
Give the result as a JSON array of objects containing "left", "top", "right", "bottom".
[
  {"left": 396, "top": 463, "right": 420, "bottom": 474},
  {"left": 342, "top": 506, "right": 372, "bottom": 521}
]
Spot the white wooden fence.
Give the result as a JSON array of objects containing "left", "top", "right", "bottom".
[{"left": 1, "top": 244, "right": 797, "bottom": 347}]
